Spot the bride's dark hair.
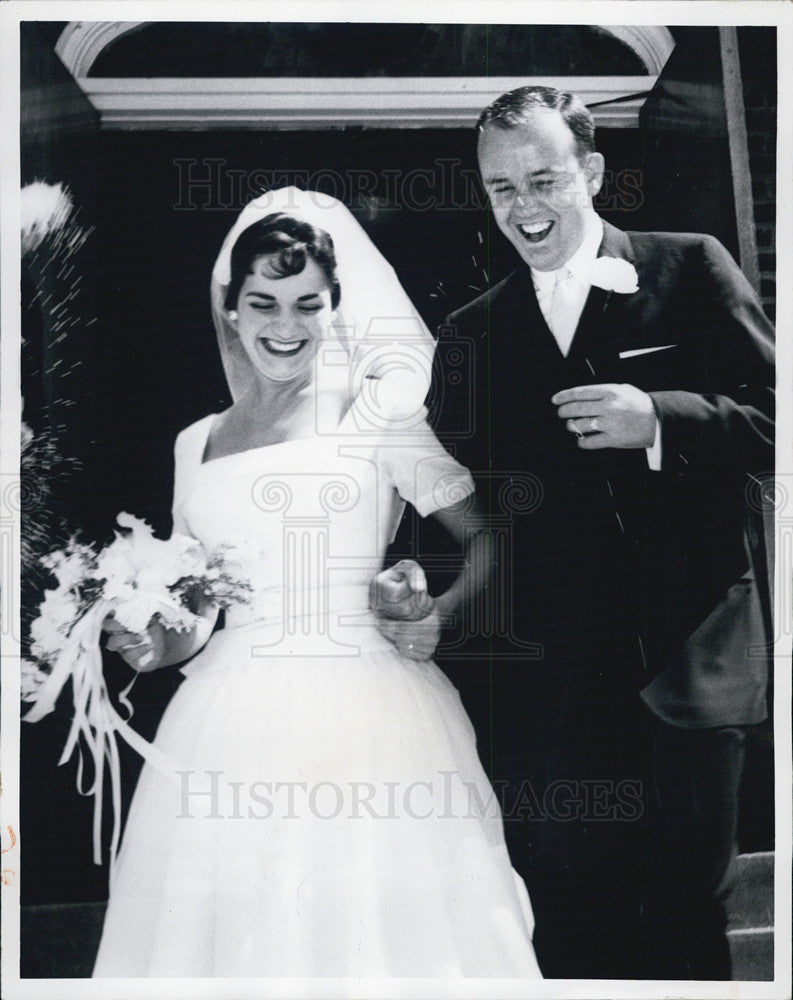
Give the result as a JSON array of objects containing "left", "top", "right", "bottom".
[{"left": 224, "top": 212, "right": 341, "bottom": 311}]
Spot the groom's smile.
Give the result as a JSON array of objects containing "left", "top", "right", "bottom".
[
  {"left": 478, "top": 108, "right": 605, "bottom": 272},
  {"left": 517, "top": 220, "right": 555, "bottom": 244}
]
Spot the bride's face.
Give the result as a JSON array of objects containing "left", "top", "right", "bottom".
[{"left": 232, "top": 256, "right": 336, "bottom": 383}]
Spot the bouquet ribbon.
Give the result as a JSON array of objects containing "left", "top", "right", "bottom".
[{"left": 24, "top": 598, "right": 181, "bottom": 882}]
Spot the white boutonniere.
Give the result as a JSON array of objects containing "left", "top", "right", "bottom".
[{"left": 589, "top": 256, "right": 639, "bottom": 294}]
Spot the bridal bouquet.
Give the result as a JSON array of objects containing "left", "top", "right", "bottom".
[{"left": 22, "top": 513, "right": 254, "bottom": 870}]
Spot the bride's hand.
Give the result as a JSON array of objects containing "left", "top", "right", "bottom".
[
  {"left": 370, "top": 560, "right": 440, "bottom": 660},
  {"left": 378, "top": 607, "right": 443, "bottom": 662},
  {"left": 102, "top": 615, "right": 167, "bottom": 673}
]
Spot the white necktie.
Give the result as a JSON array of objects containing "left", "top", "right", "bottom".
[{"left": 548, "top": 267, "right": 579, "bottom": 357}]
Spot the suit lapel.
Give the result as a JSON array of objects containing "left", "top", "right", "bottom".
[
  {"left": 493, "top": 265, "right": 564, "bottom": 371},
  {"left": 563, "top": 223, "right": 648, "bottom": 478},
  {"left": 565, "top": 285, "right": 613, "bottom": 378},
  {"left": 566, "top": 221, "right": 637, "bottom": 381},
  {"left": 484, "top": 220, "right": 641, "bottom": 382}
]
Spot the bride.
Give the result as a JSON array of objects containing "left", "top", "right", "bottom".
[{"left": 93, "top": 188, "right": 541, "bottom": 980}]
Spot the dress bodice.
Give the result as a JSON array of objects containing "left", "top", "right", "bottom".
[{"left": 171, "top": 404, "right": 473, "bottom": 635}]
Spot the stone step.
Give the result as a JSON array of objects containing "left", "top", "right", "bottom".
[
  {"left": 727, "top": 927, "right": 774, "bottom": 982},
  {"left": 20, "top": 853, "right": 776, "bottom": 980},
  {"left": 726, "top": 851, "right": 775, "bottom": 930},
  {"left": 20, "top": 901, "right": 105, "bottom": 979}
]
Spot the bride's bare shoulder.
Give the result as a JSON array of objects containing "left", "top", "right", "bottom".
[
  {"left": 198, "top": 401, "right": 268, "bottom": 461},
  {"left": 174, "top": 409, "right": 228, "bottom": 457}
]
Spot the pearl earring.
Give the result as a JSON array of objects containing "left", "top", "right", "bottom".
[{"left": 228, "top": 310, "right": 238, "bottom": 321}]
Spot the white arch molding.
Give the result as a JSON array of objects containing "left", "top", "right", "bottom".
[
  {"left": 604, "top": 26, "right": 675, "bottom": 75},
  {"left": 55, "top": 22, "right": 675, "bottom": 76},
  {"left": 54, "top": 22, "right": 675, "bottom": 130},
  {"left": 56, "top": 22, "right": 146, "bottom": 78}
]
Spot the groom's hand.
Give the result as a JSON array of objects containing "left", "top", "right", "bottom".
[
  {"left": 370, "top": 560, "right": 440, "bottom": 661},
  {"left": 552, "top": 383, "right": 657, "bottom": 450},
  {"left": 370, "top": 560, "right": 434, "bottom": 621}
]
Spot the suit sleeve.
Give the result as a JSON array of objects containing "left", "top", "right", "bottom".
[{"left": 648, "top": 235, "right": 774, "bottom": 473}]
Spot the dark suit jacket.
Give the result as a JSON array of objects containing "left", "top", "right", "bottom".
[{"left": 435, "top": 221, "right": 774, "bottom": 730}]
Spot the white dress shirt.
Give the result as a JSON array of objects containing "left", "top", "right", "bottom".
[{"left": 530, "top": 212, "right": 662, "bottom": 470}]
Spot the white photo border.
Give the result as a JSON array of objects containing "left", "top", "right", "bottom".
[{"left": 1, "top": 3, "right": 790, "bottom": 998}]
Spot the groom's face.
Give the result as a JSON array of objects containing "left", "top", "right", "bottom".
[{"left": 478, "top": 109, "right": 604, "bottom": 272}]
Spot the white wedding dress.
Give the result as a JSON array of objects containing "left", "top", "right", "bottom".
[{"left": 92, "top": 405, "right": 541, "bottom": 979}]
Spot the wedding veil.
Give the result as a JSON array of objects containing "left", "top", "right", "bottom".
[{"left": 210, "top": 187, "right": 436, "bottom": 425}]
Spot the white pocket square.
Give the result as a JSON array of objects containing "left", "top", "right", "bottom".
[{"left": 618, "top": 344, "right": 677, "bottom": 359}]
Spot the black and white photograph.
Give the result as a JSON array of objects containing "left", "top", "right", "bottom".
[{"left": 1, "top": 2, "right": 790, "bottom": 997}]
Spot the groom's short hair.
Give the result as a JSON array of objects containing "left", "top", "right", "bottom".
[{"left": 477, "top": 86, "right": 596, "bottom": 163}]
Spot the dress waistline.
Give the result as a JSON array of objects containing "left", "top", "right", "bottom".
[{"left": 224, "top": 583, "right": 372, "bottom": 630}]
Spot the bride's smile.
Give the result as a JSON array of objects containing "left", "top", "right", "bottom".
[
  {"left": 232, "top": 255, "right": 336, "bottom": 382},
  {"left": 260, "top": 337, "right": 308, "bottom": 356}
]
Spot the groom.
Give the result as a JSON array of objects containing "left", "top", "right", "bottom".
[{"left": 373, "top": 86, "right": 774, "bottom": 979}]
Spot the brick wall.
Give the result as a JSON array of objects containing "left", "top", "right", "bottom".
[{"left": 739, "top": 27, "right": 776, "bottom": 323}]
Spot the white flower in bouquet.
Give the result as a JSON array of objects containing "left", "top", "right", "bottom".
[
  {"left": 27, "top": 511, "right": 254, "bottom": 686},
  {"left": 186, "top": 536, "right": 263, "bottom": 606},
  {"left": 111, "top": 591, "right": 195, "bottom": 636},
  {"left": 40, "top": 539, "right": 96, "bottom": 592},
  {"left": 23, "top": 511, "right": 257, "bottom": 871},
  {"left": 30, "top": 540, "right": 98, "bottom": 663},
  {"left": 93, "top": 545, "right": 137, "bottom": 603},
  {"left": 136, "top": 535, "right": 208, "bottom": 594},
  {"left": 95, "top": 512, "right": 170, "bottom": 584},
  {"left": 93, "top": 514, "right": 219, "bottom": 633},
  {"left": 29, "top": 585, "right": 83, "bottom": 664}
]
